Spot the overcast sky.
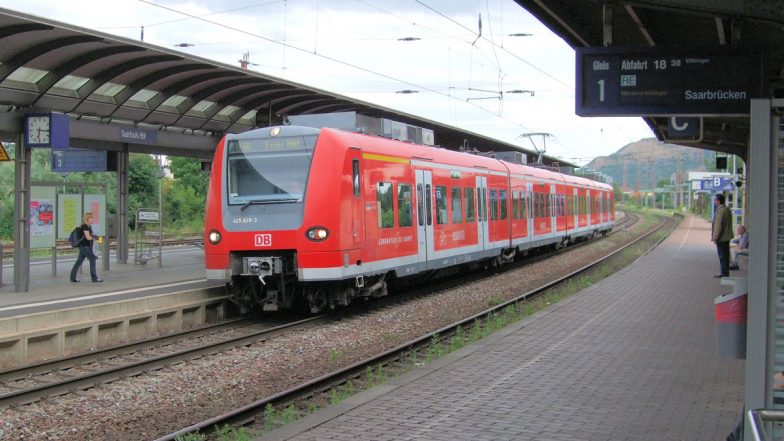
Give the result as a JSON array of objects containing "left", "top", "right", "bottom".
[{"left": 0, "top": 0, "right": 654, "bottom": 165}]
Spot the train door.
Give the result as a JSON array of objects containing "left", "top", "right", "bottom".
[
  {"left": 415, "top": 170, "right": 434, "bottom": 270},
  {"left": 350, "top": 155, "right": 365, "bottom": 247},
  {"left": 477, "top": 176, "right": 489, "bottom": 252}
]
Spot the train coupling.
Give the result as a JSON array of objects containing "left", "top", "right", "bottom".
[{"left": 242, "top": 256, "right": 284, "bottom": 278}]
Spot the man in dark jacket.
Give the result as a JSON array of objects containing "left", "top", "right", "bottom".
[{"left": 711, "top": 194, "right": 733, "bottom": 278}]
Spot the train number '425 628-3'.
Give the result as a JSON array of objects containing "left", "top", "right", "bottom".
[{"left": 232, "top": 217, "right": 258, "bottom": 224}]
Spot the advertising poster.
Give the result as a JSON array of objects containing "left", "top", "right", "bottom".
[
  {"left": 57, "top": 194, "right": 82, "bottom": 240},
  {"left": 83, "top": 194, "right": 106, "bottom": 237},
  {"left": 30, "top": 186, "right": 56, "bottom": 248}
]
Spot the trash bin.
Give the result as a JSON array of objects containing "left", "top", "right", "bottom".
[{"left": 715, "top": 277, "right": 748, "bottom": 359}]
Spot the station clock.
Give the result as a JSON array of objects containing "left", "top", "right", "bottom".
[
  {"left": 24, "top": 112, "right": 70, "bottom": 149},
  {"left": 25, "top": 113, "right": 51, "bottom": 147}
]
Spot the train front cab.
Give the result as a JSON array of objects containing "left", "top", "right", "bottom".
[{"left": 205, "top": 126, "right": 355, "bottom": 311}]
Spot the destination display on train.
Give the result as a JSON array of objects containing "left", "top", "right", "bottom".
[
  {"left": 227, "top": 136, "right": 313, "bottom": 154},
  {"left": 576, "top": 47, "right": 765, "bottom": 116}
]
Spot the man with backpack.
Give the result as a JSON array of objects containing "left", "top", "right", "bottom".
[{"left": 69, "top": 212, "right": 103, "bottom": 283}]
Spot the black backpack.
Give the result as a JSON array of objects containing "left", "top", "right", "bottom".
[{"left": 68, "top": 227, "right": 83, "bottom": 248}]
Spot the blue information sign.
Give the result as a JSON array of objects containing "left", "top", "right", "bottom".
[
  {"left": 119, "top": 127, "right": 157, "bottom": 145},
  {"left": 52, "top": 149, "right": 107, "bottom": 172},
  {"left": 576, "top": 47, "right": 765, "bottom": 116},
  {"left": 700, "top": 177, "right": 734, "bottom": 191}
]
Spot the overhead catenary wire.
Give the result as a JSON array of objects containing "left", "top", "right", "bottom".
[
  {"left": 100, "top": 1, "right": 285, "bottom": 31},
  {"left": 136, "top": 0, "right": 540, "bottom": 136},
  {"left": 133, "top": 0, "right": 633, "bottom": 160}
]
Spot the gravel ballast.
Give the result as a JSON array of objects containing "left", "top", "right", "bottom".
[{"left": 0, "top": 215, "right": 657, "bottom": 440}]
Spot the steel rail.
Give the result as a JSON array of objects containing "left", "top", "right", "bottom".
[
  {"left": 0, "top": 314, "right": 327, "bottom": 408},
  {"left": 156, "top": 212, "right": 671, "bottom": 441},
  {"left": 0, "top": 210, "right": 639, "bottom": 396},
  {"left": 0, "top": 316, "right": 254, "bottom": 384}
]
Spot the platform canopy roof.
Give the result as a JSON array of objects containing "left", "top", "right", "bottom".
[
  {"left": 0, "top": 7, "right": 571, "bottom": 166},
  {"left": 515, "top": 0, "right": 784, "bottom": 159}
]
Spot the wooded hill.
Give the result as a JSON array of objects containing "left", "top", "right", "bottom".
[{"left": 584, "top": 138, "right": 716, "bottom": 190}]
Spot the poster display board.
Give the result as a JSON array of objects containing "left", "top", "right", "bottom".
[
  {"left": 30, "top": 186, "right": 56, "bottom": 249},
  {"left": 83, "top": 194, "right": 106, "bottom": 236},
  {"left": 57, "top": 194, "right": 82, "bottom": 240}
]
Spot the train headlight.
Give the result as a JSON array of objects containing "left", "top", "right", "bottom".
[
  {"left": 306, "top": 227, "right": 329, "bottom": 242},
  {"left": 208, "top": 230, "right": 222, "bottom": 245}
]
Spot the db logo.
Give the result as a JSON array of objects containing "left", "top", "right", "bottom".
[{"left": 254, "top": 234, "right": 272, "bottom": 247}]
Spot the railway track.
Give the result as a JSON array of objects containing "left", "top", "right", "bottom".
[
  {"left": 0, "top": 212, "right": 639, "bottom": 411},
  {"left": 155, "top": 211, "right": 668, "bottom": 441},
  {"left": 0, "top": 314, "right": 328, "bottom": 409}
]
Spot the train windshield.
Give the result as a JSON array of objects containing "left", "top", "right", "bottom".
[{"left": 226, "top": 135, "right": 317, "bottom": 206}]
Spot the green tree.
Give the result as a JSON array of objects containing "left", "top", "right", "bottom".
[
  {"left": 612, "top": 182, "right": 623, "bottom": 205},
  {"left": 129, "top": 154, "right": 160, "bottom": 228},
  {"left": 167, "top": 156, "right": 207, "bottom": 195},
  {"left": 164, "top": 156, "right": 207, "bottom": 232},
  {"left": 0, "top": 144, "right": 15, "bottom": 240}
]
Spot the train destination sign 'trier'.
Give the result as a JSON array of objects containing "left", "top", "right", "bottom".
[{"left": 576, "top": 47, "right": 765, "bottom": 116}]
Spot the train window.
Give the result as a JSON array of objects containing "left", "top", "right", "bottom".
[
  {"left": 226, "top": 136, "right": 316, "bottom": 205},
  {"left": 352, "top": 160, "right": 360, "bottom": 196},
  {"left": 533, "top": 193, "right": 539, "bottom": 218},
  {"left": 477, "top": 187, "right": 486, "bottom": 222},
  {"left": 377, "top": 182, "right": 394, "bottom": 228},
  {"left": 499, "top": 190, "right": 507, "bottom": 220},
  {"left": 398, "top": 184, "right": 413, "bottom": 227},
  {"left": 536, "top": 193, "right": 541, "bottom": 218},
  {"left": 534, "top": 192, "right": 539, "bottom": 218},
  {"left": 480, "top": 188, "right": 486, "bottom": 221},
  {"left": 490, "top": 190, "right": 498, "bottom": 220},
  {"left": 425, "top": 184, "right": 432, "bottom": 225},
  {"left": 521, "top": 194, "right": 527, "bottom": 219},
  {"left": 417, "top": 184, "right": 424, "bottom": 227},
  {"left": 451, "top": 187, "right": 463, "bottom": 223},
  {"left": 465, "top": 187, "right": 475, "bottom": 222},
  {"left": 529, "top": 192, "right": 534, "bottom": 219},
  {"left": 544, "top": 194, "right": 549, "bottom": 217},
  {"left": 435, "top": 185, "right": 447, "bottom": 225},
  {"left": 512, "top": 192, "right": 519, "bottom": 220}
]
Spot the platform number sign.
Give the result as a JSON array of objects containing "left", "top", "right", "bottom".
[
  {"left": 576, "top": 47, "right": 764, "bottom": 116},
  {"left": 714, "top": 177, "right": 722, "bottom": 188}
]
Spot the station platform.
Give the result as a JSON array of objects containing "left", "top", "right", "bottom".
[
  {"left": 0, "top": 246, "right": 217, "bottom": 317},
  {"left": 262, "top": 215, "right": 746, "bottom": 441}
]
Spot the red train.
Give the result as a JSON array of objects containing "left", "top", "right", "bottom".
[{"left": 204, "top": 125, "right": 614, "bottom": 312}]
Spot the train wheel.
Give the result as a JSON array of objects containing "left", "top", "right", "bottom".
[{"left": 306, "top": 286, "right": 328, "bottom": 313}]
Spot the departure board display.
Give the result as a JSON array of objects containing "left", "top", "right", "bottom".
[{"left": 576, "top": 47, "right": 765, "bottom": 116}]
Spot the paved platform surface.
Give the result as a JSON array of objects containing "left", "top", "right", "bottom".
[
  {"left": 0, "top": 246, "right": 217, "bottom": 316},
  {"left": 262, "top": 215, "right": 745, "bottom": 441}
]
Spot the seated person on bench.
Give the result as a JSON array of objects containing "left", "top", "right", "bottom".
[{"left": 729, "top": 225, "right": 748, "bottom": 271}]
